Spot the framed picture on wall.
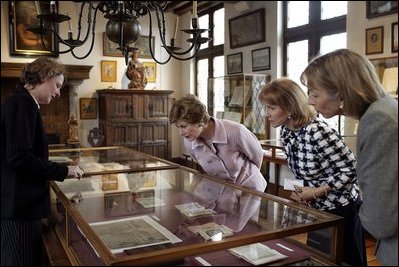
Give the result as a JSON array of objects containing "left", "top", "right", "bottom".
[
  {"left": 229, "top": 8, "right": 265, "bottom": 49},
  {"left": 8, "top": 1, "right": 59, "bottom": 57},
  {"left": 366, "top": 1, "right": 398, "bottom": 19},
  {"left": 365, "top": 26, "right": 384, "bottom": 55},
  {"left": 103, "top": 32, "right": 124, "bottom": 57},
  {"left": 143, "top": 62, "right": 157, "bottom": 83},
  {"left": 227, "top": 53, "right": 243, "bottom": 74},
  {"left": 392, "top": 22, "right": 398, "bottom": 53},
  {"left": 133, "top": 35, "right": 156, "bottom": 59},
  {"left": 80, "top": 98, "right": 97, "bottom": 120},
  {"left": 101, "top": 60, "right": 117, "bottom": 82},
  {"left": 252, "top": 47, "right": 271, "bottom": 71},
  {"left": 103, "top": 34, "right": 155, "bottom": 58}
]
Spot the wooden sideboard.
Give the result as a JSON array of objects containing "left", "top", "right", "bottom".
[{"left": 97, "top": 89, "right": 174, "bottom": 159}]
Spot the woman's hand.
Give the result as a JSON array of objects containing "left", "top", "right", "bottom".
[
  {"left": 67, "top": 166, "right": 84, "bottom": 179},
  {"left": 290, "top": 185, "right": 314, "bottom": 204}
]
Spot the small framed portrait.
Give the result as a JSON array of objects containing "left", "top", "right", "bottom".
[
  {"left": 366, "top": 1, "right": 398, "bottom": 19},
  {"left": 365, "top": 26, "right": 384, "bottom": 55},
  {"left": 79, "top": 98, "right": 97, "bottom": 120},
  {"left": 227, "top": 52, "right": 243, "bottom": 74},
  {"left": 252, "top": 47, "right": 271, "bottom": 71},
  {"left": 8, "top": 1, "right": 59, "bottom": 57},
  {"left": 143, "top": 62, "right": 157, "bottom": 83},
  {"left": 392, "top": 22, "right": 398, "bottom": 53},
  {"left": 101, "top": 60, "right": 117, "bottom": 82}
]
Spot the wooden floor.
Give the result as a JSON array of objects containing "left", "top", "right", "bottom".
[{"left": 366, "top": 234, "right": 381, "bottom": 266}]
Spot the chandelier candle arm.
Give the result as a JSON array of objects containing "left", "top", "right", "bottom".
[
  {"left": 35, "top": 1, "right": 41, "bottom": 15},
  {"left": 29, "top": 1, "right": 211, "bottom": 65},
  {"left": 173, "top": 17, "right": 179, "bottom": 41}
]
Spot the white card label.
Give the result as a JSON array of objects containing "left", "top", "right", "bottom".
[{"left": 283, "top": 179, "right": 304, "bottom": 191}]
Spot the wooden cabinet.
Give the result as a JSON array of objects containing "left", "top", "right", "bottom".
[{"left": 97, "top": 89, "right": 174, "bottom": 159}]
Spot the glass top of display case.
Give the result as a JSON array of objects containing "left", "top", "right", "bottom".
[
  {"left": 49, "top": 146, "right": 178, "bottom": 176},
  {"left": 49, "top": 148, "right": 344, "bottom": 266}
]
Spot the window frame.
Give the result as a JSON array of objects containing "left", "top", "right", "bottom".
[
  {"left": 282, "top": 1, "right": 346, "bottom": 75},
  {"left": 194, "top": 4, "right": 224, "bottom": 96},
  {"left": 283, "top": 1, "right": 347, "bottom": 136}
]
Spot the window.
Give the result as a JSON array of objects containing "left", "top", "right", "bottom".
[
  {"left": 195, "top": 5, "right": 224, "bottom": 108},
  {"left": 284, "top": 1, "right": 347, "bottom": 135}
]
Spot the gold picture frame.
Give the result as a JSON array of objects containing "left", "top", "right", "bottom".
[
  {"left": 8, "top": 1, "right": 59, "bottom": 57},
  {"left": 366, "top": 26, "right": 384, "bottom": 55},
  {"left": 79, "top": 98, "right": 97, "bottom": 120},
  {"left": 101, "top": 60, "right": 117, "bottom": 82},
  {"left": 143, "top": 62, "right": 157, "bottom": 83},
  {"left": 392, "top": 22, "right": 398, "bottom": 53}
]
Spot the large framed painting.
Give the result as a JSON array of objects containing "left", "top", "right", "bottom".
[
  {"left": 229, "top": 8, "right": 265, "bottom": 49},
  {"left": 8, "top": 1, "right": 59, "bottom": 57}
]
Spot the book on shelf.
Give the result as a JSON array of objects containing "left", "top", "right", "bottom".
[
  {"left": 228, "top": 242, "right": 288, "bottom": 265},
  {"left": 228, "top": 85, "right": 252, "bottom": 107}
]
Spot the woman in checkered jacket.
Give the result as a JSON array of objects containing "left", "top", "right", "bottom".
[{"left": 259, "top": 78, "right": 366, "bottom": 266}]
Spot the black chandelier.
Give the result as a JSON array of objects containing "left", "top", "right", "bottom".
[{"left": 29, "top": 1, "right": 211, "bottom": 65}]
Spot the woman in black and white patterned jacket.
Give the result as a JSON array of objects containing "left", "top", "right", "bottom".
[{"left": 259, "top": 78, "right": 366, "bottom": 267}]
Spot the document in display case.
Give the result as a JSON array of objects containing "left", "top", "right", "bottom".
[{"left": 46, "top": 146, "right": 344, "bottom": 266}]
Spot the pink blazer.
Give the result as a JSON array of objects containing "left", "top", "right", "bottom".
[{"left": 184, "top": 118, "right": 267, "bottom": 192}]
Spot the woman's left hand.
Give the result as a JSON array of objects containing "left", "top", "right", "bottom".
[{"left": 290, "top": 185, "right": 314, "bottom": 204}]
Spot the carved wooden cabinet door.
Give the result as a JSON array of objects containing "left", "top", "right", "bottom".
[{"left": 97, "top": 89, "right": 174, "bottom": 159}]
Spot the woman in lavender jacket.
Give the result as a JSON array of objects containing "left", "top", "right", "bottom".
[{"left": 169, "top": 94, "right": 267, "bottom": 193}]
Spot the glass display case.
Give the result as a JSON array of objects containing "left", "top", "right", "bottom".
[
  {"left": 47, "top": 146, "right": 344, "bottom": 266},
  {"left": 208, "top": 74, "right": 270, "bottom": 140}
]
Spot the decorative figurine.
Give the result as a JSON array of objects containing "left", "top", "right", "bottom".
[
  {"left": 126, "top": 50, "right": 147, "bottom": 90},
  {"left": 67, "top": 113, "right": 80, "bottom": 148}
]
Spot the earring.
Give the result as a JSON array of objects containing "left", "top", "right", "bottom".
[
  {"left": 287, "top": 115, "right": 292, "bottom": 120},
  {"left": 339, "top": 101, "right": 344, "bottom": 109}
]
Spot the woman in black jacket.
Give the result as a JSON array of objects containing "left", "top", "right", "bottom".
[{"left": 1, "top": 57, "right": 84, "bottom": 266}]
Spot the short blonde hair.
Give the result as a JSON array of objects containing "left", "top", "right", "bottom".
[
  {"left": 259, "top": 78, "right": 316, "bottom": 128},
  {"left": 169, "top": 94, "right": 210, "bottom": 124},
  {"left": 20, "top": 57, "right": 66, "bottom": 87},
  {"left": 300, "top": 49, "right": 386, "bottom": 119}
]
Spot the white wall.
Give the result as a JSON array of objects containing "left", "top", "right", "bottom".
[
  {"left": 1, "top": 1, "right": 181, "bottom": 148},
  {"left": 345, "top": 1, "right": 398, "bottom": 152}
]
